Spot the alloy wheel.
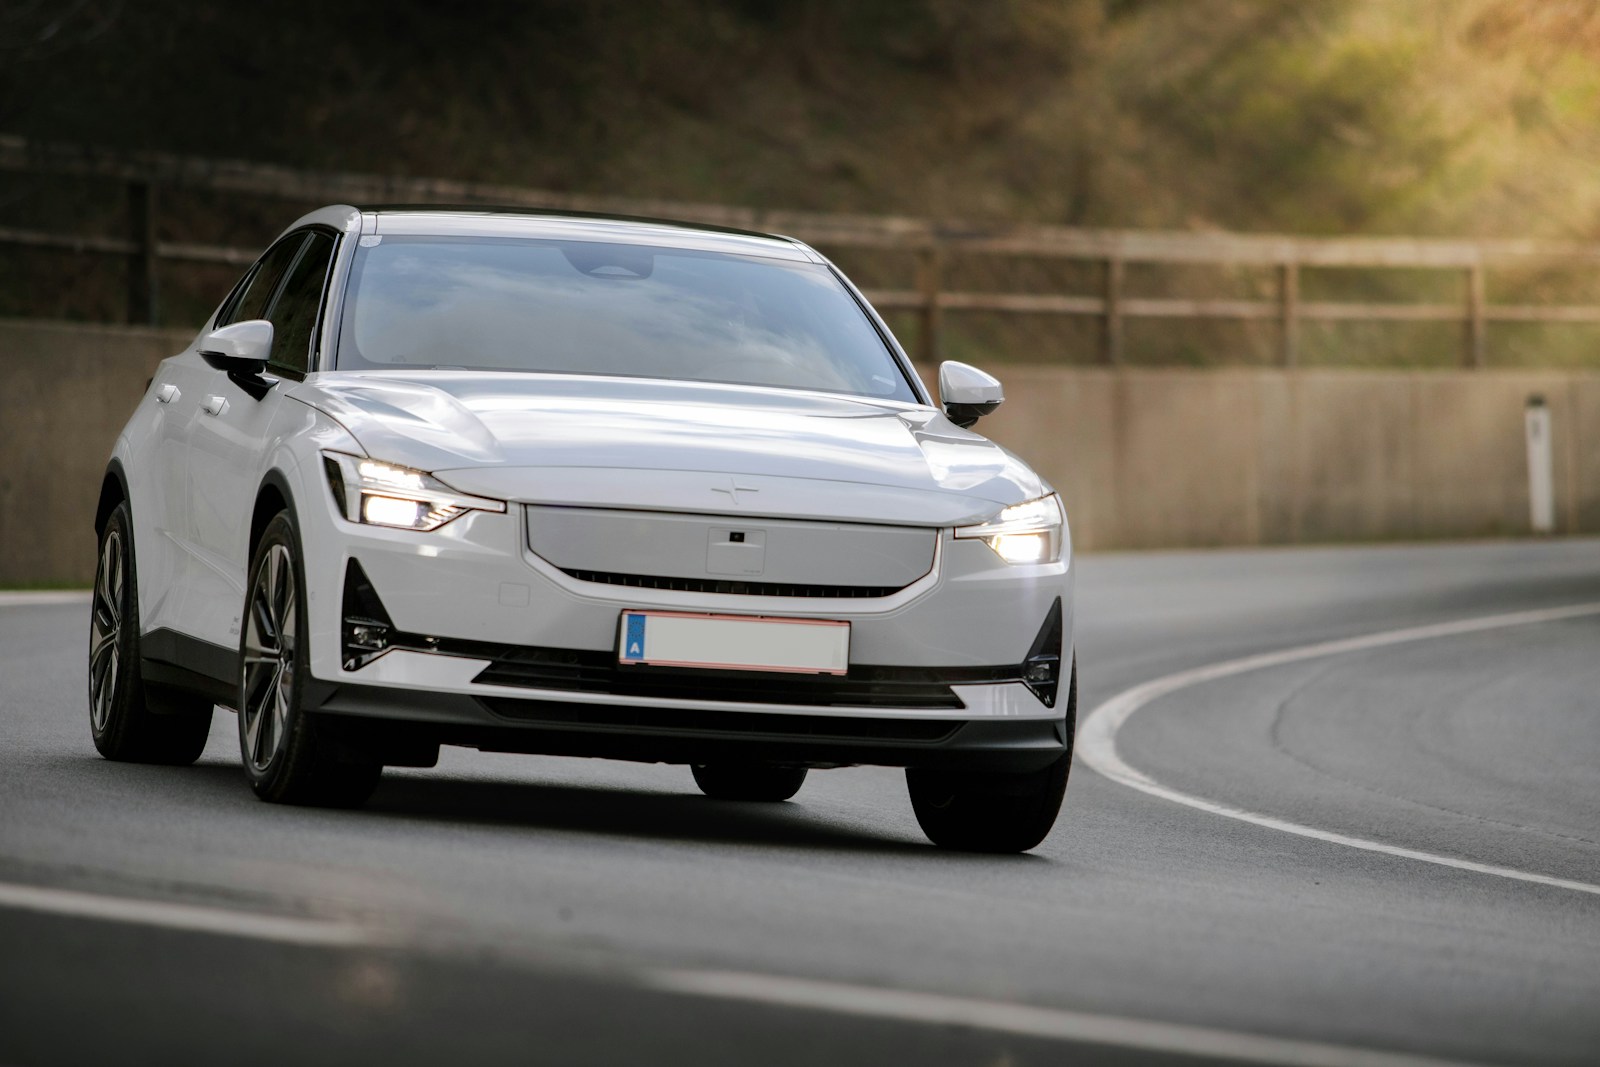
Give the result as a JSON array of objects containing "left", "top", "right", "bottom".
[
  {"left": 241, "top": 542, "right": 297, "bottom": 773},
  {"left": 88, "top": 529, "right": 124, "bottom": 732}
]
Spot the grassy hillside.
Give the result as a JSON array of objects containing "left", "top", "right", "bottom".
[{"left": 6, "top": 0, "right": 1600, "bottom": 364}]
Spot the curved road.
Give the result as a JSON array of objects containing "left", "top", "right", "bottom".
[{"left": 2, "top": 540, "right": 1597, "bottom": 1066}]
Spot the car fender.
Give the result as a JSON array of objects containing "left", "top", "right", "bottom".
[{"left": 247, "top": 402, "right": 363, "bottom": 673}]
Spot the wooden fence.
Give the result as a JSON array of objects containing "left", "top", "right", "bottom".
[{"left": 6, "top": 134, "right": 1600, "bottom": 367}]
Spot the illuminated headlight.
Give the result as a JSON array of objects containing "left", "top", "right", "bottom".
[
  {"left": 954, "top": 494, "right": 1066, "bottom": 564},
  {"left": 322, "top": 452, "right": 505, "bottom": 532}
]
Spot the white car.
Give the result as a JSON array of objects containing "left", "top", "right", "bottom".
[{"left": 88, "top": 206, "right": 1075, "bottom": 852}]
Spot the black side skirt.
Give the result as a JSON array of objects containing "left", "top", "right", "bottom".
[{"left": 140, "top": 628, "right": 238, "bottom": 709}]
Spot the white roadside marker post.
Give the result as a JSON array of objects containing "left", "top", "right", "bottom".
[{"left": 1525, "top": 394, "right": 1555, "bottom": 534}]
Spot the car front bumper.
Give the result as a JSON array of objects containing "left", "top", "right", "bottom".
[
  {"left": 297, "top": 498, "right": 1073, "bottom": 768},
  {"left": 306, "top": 680, "right": 1073, "bottom": 772}
]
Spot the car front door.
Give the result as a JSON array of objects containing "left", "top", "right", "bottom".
[
  {"left": 150, "top": 233, "right": 304, "bottom": 649},
  {"left": 185, "top": 228, "right": 338, "bottom": 654},
  {"left": 129, "top": 348, "right": 215, "bottom": 640}
]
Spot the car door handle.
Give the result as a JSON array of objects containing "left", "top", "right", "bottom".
[
  {"left": 202, "top": 395, "right": 230, "bottom": 417},
  {"left": 155, "top": 384, "right": 180, "bottom": 404}
]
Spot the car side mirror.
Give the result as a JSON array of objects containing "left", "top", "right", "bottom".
[
  {"left": 199, "top": 320, "right": 277, "bottom": 401},
  {"left": 938, "top": 361, "right": 1004, "bottom": 428}
]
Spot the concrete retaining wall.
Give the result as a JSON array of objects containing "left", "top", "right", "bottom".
[
  {"left": 967, "top": 365, "right": 1600, "bottom": 551},
  {"left": 2, "top": 319, "right": 1595, "bottom": 585},
  {"left": 1, "top": 321, "right": 195, "bottom": 588}
]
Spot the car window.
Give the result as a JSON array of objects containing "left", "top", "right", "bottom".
[
  {"left": 262, "top": 231, "right": 336, "bottom": 375},
  {"left": 334, "top": 236, "right": 916, "bottom": 402},
  {"left": 221, "top": 233, "right": 309, "bottom": 327}
]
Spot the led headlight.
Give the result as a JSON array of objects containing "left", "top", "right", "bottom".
[
  {"left": 954, "top": 493, "right": 1066, "bottom": 564},
  {"left": 322, "top": 452, "right": 505, "bottom": 532}
]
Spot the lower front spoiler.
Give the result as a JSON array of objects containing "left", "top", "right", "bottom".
[{"left": 307, "top": 682, "right": 1071, "bottom": 773}]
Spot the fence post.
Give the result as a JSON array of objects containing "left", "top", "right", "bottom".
[
  {"left": 1464, "top": 262, "right": 1485, "bottom": 368},
  {"left": 1100, "top": 255, "right": 1123, "bottom": 365},
  {"left": 126, "top": 180, "right": 158, "bottom": 325},
  {"left": 1278, "top": 260, "right": 1299, "bottom": 368},
  {"left": 915, "top": 244, "right": 942, "bottom": 364}
]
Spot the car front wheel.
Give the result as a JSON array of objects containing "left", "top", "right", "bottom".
[
  {"left": 89, "top": 501, "right": 213, "bottom": 764},
  {"left": 906, "top": 663, "right": 1076, "bottom": 853},
  {"left": 239, "top": 511, "right": 381, "bottom": 807}
]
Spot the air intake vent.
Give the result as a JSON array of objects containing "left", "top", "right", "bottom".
[
  {"left": 478, "top": 700, "right": 962, "bottom": 742},
  {"left": 473, "top": 647, "right": 1019, "bottom": 710}
]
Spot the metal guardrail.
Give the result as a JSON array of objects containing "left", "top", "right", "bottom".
[{"left": 6, "top": 134, "right": 1600, "bottom": 367}]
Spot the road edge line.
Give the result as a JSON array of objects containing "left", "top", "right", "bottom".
[
  {"left": 0, "top": 881, "right": 379, "bottom": 948},
  {"left": 1076, "top": 601, "right": 1600, "bottom": 897},
  {"left": 0, "top": 591, "right": 90, "bottom": 606},
  {"left": 645, "top": 968, "right": 1483, "bottom": 1067}
]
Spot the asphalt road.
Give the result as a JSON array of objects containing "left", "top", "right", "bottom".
[{"left": 2, "top": 539, "right": 1597, "bottom": 1066}]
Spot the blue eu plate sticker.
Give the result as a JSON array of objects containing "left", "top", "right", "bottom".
[{"left": 623, "top": 614, "right": 646, "bottom": 661}]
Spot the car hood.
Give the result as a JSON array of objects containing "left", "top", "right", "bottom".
[{"left": 289, "top": 372, "right": 1047, "bottom": 526}]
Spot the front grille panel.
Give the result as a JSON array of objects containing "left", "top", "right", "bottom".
[
  {"left": 525, "top": 505, "right": 936, "bottom": 594},
  {"left": 560, "top": 568, "right": 904, "bottom": 599}
]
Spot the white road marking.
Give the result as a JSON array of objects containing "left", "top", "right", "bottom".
[
  {"left": 0, "top": 881, "right": 379, "bottom": 948},
  {"left": 647, "top": 969, "right": 1481, "bottom": 1067},
  {"left": 1077, "top": 601, "right": 1600, "bottom": 897},
  {"left": 0, "top": 591, "right": 90, "bottom": 606}
]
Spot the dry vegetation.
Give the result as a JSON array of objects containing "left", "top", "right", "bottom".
[{"left": 6, "top": 0, "right": 1600, "bottom": 365}]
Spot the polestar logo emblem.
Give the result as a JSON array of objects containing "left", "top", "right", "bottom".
[{"left": 710, "top": 479, "right": 760, "bottom": 506}]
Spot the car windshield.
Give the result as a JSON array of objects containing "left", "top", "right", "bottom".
[{"left": 333, "top": 234, "right": 916, "bottom": 401}]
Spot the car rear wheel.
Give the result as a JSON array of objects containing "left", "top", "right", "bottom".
[
  {"left": 240, "top": 512, "right": 381, "bottom": 807},
  {"left": 906, "top": 662, "right": 1076, "bottom": 853},
  {"left": 691, "top": 763, "right": 808, "bottom": 802},
  {"left": 88, "top": 501, "right": 213, "bottom": 764}
]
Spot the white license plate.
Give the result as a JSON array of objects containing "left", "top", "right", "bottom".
[{"left": 617, "top": 611, "right": 849, "bottom": 675}]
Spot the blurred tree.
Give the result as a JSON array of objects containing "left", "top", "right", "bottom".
[{"left": 2, "top": 0, "right": 1599, "bottom": 237}]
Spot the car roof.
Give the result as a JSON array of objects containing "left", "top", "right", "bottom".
[{"left": 350, "top": 204, "right": 822, "bottom": 263}]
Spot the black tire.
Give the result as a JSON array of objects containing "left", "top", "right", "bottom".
[
  {"left": 88, "top": 501, "right": 213, "bottom": 764},
  {"left": 691, "top": 763, "right": 808, "bottom": 802},
  {"left": 239, "top": 512, "right": 381, "bottom": 807},
  {"left": 906, "top": 662, "right": 1076, "bottom": 853}
]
